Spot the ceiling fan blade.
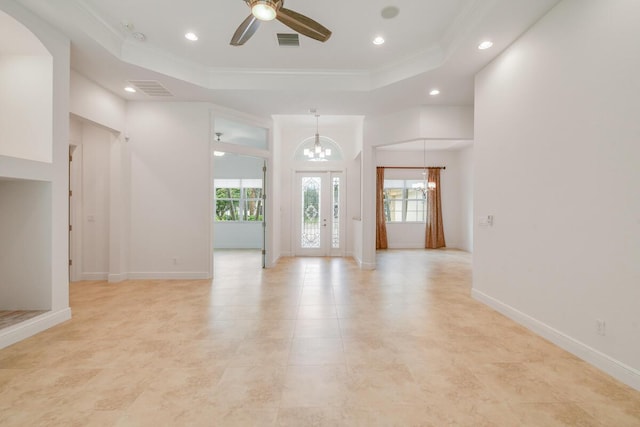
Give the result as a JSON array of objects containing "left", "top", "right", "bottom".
[
  {"left": 230, "top": 14, "right": 261, "bottom": 46},
  {"left": 276, "top": 8, "right": 332, "bottom": 42}
]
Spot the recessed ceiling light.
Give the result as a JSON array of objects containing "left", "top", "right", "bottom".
[
  {"left": 124, "top": 86, "right": 136, "bottom": 93},
  {"left": 478, "top": 40, "right": 493, "bottom": 50},
  {"left": 213, "top": 151, "right": 226, "bottom": 157},
  {"left": 373, "top": 36, "right": 385, "bottom": 45},
  {"left": 131, "top": 31, "right": 146, "bottom": 42},
  {"left": 185, "top": 32, "right": 199, "bottom": 41},
  {"left": 429, "top": 89, "right": 440, "bottom": 96}
]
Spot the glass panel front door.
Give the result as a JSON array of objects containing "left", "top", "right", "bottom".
[
  {"left": 295, "top": 172, "right": 344, "bottom": 256},
  {"left": 301, "top": 176, "right": 321, "bottom": 249}
]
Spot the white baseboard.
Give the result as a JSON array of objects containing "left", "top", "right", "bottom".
[
  {"left": 352, "top": 253, "right": 375, "bottom": 270},
  {"left": 82, "top": 272, "right": 208, "bottom": 281},
  {"left": 344, "top": 250, "right": 376, "bottom": 270},
  {"left": 266, "top": 255, "right": 280, "bottom": 268},
  {"left": 108, "top": 273, "right": 128, "bottom": 283},
  {"left": 127, "top": 272, "right": 210, "bottom": 280},
  {"left": 472, "top": 289, "right": 640, "bottom": 391},
  {"left": 388, "top": 243, "right": 425, "bottom": 249},
  {"left": 80, "top": 272, "right": 108, "bottom": 280},
  {"left": 359, "top": 261, "right": 376, "bottom": 270},
  {"left": 0, "top": 308, "right": 72, "bottom": 350}
]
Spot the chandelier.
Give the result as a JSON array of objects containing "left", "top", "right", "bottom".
[
  {"left": 303, "top": 114, "right": 332, "bottom": 160},
  {"left": 411, "top": 140, "right": 436, "bottom": 197}
]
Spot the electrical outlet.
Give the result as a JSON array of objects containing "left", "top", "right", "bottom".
[{"left": 596, "top": 319, "right": 606, "bottom": 336}]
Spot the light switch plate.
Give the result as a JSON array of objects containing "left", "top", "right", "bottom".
[{"left": 478, "top": 215, "right": 493, "bottom": 226}]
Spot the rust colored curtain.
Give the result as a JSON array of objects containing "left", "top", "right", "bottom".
[
  {"left": 425, "top": 168, "right": 446, "bottom": 249},
  {"left": 376, "top": 167, "right": 388, "bottom": 249}
]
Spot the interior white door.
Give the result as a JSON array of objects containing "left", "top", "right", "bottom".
[{"left": 294, "top": 171, "right": 344, "bottom": 256}]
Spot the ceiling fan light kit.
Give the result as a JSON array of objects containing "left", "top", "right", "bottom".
[
  {"left": 250, "top": 0, "right": 278, "bottom": 21},
  {"left": 231, "top": 0, "right": 331, "bottom": 46}
]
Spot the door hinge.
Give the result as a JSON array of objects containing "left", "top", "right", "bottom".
[
  {"left": 262, "top": 250, "right": 266, "bottom": 255},
  {"left": 69, "top": 225, "right": 72, "bottom": 232},
  {"left": 69, "top": 259, "right": 73, "bottom": 266},
  {"left": 69, "top": 190, "right": 73, "bottom": 197}
]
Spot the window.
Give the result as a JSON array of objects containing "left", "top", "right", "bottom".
[
  {"left": 383, "top": 179, "right": 425, "bottom": 222},
  {"left": 215, "top": 179, "right": 263, "bottom": 222}
]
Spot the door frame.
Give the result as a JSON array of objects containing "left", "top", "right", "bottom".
[
  {"left": 292, "top": 170, "right": 346, "bottom": 257},
  {"left": 209, "top": 141, "right": 271, "bottom": 278},
  {"left": 69, "top": 144, "right": 82, "bottom": 282}
]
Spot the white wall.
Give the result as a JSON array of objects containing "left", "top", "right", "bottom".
[
  {"left": 273, "top": 115, "right": 364, "bottom": 258},
  {"left": 0, "top": 180, "right": 51, "bottom": 309},
  {"left": 69, "top": 71, "right": 129, "bottom": 283},
  {"left": 213, "top": 154, "right": 264, "bottom": 249},
  {"left": 107, "top": 122, "right": 131, "bottom": 283},
  {"left": 0, "top": 55, "right": 52, "bottom": 163},
  {"left": 458, "top": 147, "right": 473, "bottom": 252},
  {"left": 361, "top": 106, "right": 474, "bottom": 267},
  {"left": 377, "top": 149, "right": 472, "bottom": 250},
  {"left": 127, "top": 102, "right": 212, "bottom": 278},
  {"left": 420, "top": 106, "right": 474, "bottom": 140},
  {"left": 0, "top": 0, "right": 71, "bottom": 349},
  {"left": 271, "top": 119, "right": 284, "bottom": 263},
  {"left": 70, "top": 70, "right": 125, "bottom": 133},
  {"left": 70, "top": 119, "right": 113, "bottom": 279},
  {"left": 366, "top": 106, "right": 474, "bottom": 149},
  {"left": 214, "top": 223, "right": 263, "bottom": 249},
  {"left": 349, "top": 153, "right": 363, "bottom": 259},
  {"left": 68, "top": 88, "right": 271, "bottom": 278},
  {"left": 474, "top": 0, "right": 640, "bottom": 389}
]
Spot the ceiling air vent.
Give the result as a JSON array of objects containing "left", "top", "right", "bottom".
[
  {"left": 128, "top": 80, "right": 173, "bottom": 97},
  {"left": 277, "top": 33, "right": 300, "bottom": 47}
]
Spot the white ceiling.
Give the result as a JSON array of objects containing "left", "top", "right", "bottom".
[{"left": 17, "top": 0, "right": 561, "bottom": 119}]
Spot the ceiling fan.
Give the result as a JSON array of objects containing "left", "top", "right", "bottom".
[{"left": 230, "top": 0, "right": 332, "bottom": 46}]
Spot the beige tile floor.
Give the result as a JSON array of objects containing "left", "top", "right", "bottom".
[{"left": 0, "top": 249, "right": 639, "bottom": 426}]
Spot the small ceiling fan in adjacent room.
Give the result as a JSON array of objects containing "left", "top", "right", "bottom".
[{"left": 230, "top": 0, "right": 332, "bottom": 46}]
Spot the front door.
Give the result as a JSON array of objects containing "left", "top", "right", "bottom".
[{"left": 294, "top": 171, "right": 344, "bottom": 256}]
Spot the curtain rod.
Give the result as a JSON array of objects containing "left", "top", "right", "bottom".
[{"left": 380, "top": 166, "right": 446, "bottom": 170}]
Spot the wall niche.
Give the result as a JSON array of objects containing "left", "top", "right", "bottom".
[{"left": 0, "top": 7, "right": 58, "bottom": 342}]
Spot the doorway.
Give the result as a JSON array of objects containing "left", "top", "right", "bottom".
[
  {"left": 212, "top": 153, "right": 266, "bottom": 272},
  {"left": 294, "top": 171, "right": 345, "bottom": 257}
]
